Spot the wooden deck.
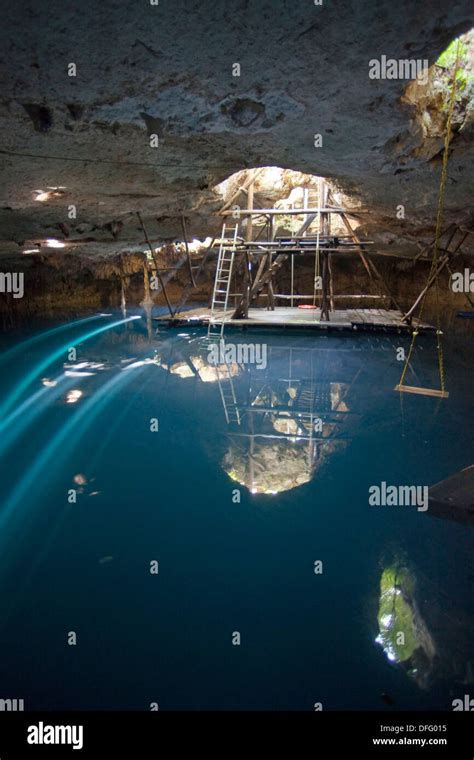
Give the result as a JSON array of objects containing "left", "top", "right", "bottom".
[
  {"left": 155, "top": 307, "right": 434, "bottom": 333},
  {"left": 429, "top": 465, "right": 474, "bottom": 526}
]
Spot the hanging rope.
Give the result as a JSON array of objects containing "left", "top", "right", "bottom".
[
  {"left": 313, "top": 178, "right": 322, "bottom": 307},
  {"left": 398, "top": 40, "right": 461, "bottom": 393}
]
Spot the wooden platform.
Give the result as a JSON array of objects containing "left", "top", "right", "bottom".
[
  {"left": 155, "top": 307, "right": 435, "bottom": 333},
  {"left": 429, "top": 465, "right": 474, "bottom": 526}
]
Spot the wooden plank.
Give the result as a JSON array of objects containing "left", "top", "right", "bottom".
[
  {"left": 394, "top": 384, "right": 449, "bottom": 398},
  {"left": 155, "top": 307, "right": 434, "bottom": 333},
  {"left": 240, "top": 246, "right": 368, "bottom": 253}
]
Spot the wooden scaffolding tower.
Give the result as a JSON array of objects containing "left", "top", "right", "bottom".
[{"left": 210, "top": 175, "right": 404, "bottom": 327}]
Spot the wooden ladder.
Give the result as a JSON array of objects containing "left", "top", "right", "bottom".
[{"left": 208, "top": 222, "right": 239, "bottom": 339}]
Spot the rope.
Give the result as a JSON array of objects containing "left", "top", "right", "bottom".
[
  {"left": 313, "top": 179, "right": 322, "bottom": 307},
  {"left": 398, "top": 40, "right": 461, "bottom": 392}
]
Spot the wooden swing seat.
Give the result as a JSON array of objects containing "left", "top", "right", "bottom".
[{"left": 394, "top": 384, "right": 449, "bottom": 399}]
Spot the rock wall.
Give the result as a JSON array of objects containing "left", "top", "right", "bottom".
[{"left": 0, "top": 0, "right": 473, "bottom": 264}]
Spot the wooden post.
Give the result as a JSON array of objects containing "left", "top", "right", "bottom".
[
  {"left": 320, "top": 181, "right": 330, "bottom": 320},
  {"left": 232, "top": 179, "right": 254, "bottom": 319},
  {"left": 303, "top": 186, "right": 309, "bottom": 238},
  {"left": 267, "top": 216, "right": 275, "bottom": 310},
  {"left": 320, "top": 252, "right": 330, "bottom": 321}
]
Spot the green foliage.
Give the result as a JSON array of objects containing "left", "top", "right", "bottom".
[
  {"left": 436, "top": 39, "right": 468, "bottom": 70},
  {"left": 436, "top": 38, "right": 474, "bottom": 100}
]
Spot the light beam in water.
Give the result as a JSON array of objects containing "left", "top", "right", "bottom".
[
  {"left": 0, "top": 315, "right": 141, "bottom": 418},
  {"left": 0, "top": 373, "right": 79, "bottom": 454},
  {"left": 0, "top": 361, "right": 152, "bottom": 610},
  {"left": 0, "top": 313, "right": 108, "bottom": 367}
]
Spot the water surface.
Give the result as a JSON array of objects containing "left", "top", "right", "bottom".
[{"left": 0, "top": 312, "right": 472, "bottom": 710}]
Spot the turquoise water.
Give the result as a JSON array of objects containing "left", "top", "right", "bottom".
[{"left": 0, "top": 311, "right": 472, "bottom": 710}]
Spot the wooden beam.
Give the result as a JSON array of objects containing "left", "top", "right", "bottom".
[
  {"left": 237, "top": 246, "right": 372, "bottom": 254},
  {"left": 319, "top": 183, "right": 331, "bottom": 320},
  {"left": 320, "top": 252, "right": 330, "bottom": 320},
  {"left": 328, "top": 253, "right": 335, "bottom": 311},
  {"left": 218, "top": 168, "right": 264, "bottom": 213},
  {"left": 260, "top": 294, "right": 386, "bottom": 300},
  {"left": 413, "top": 223, "right": 456, "bottom": 261},
  {"left": 221, "top": 207, "right": 347, "bottom": 216},
  {"left": 233, "top": 179, "right": 256, "bottom": 318},
  {"left": 404, "top": 229, "right": 470, "bottom": 319},
  {"left": 335, "top": 202, "right": 405, "bottom": 313},
  {"left": 336, "top": 209, "right": 373, "bottom": 278},
  {"left": 402, "top": 255, "right": 449, "bottom": 321}
]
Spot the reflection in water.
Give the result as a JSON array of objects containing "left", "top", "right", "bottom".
[
  {"left": 376, "top": 565, "right": 436, "bottom": 689},
  {"left": 157, "top": 338, "right": 361, "bottom": 494},
  {"left": 153, "top": 330, "right": 474, "bottom": 697},
  {"left": 65, "top": 388, "right": 83, "bottom": 404},
  {"left": 221, "top": 372, "right": 349, "bottom": 494},
  {"left": 164, "top": 355, "right": 240, "bottom": 382}
]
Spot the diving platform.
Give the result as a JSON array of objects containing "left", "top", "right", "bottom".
[
  {"left": 146, "top": 174, "right": 446, "bottom": 339},
  {"left": 155, "top": 306, "right": 435, "bottom": 333}
]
